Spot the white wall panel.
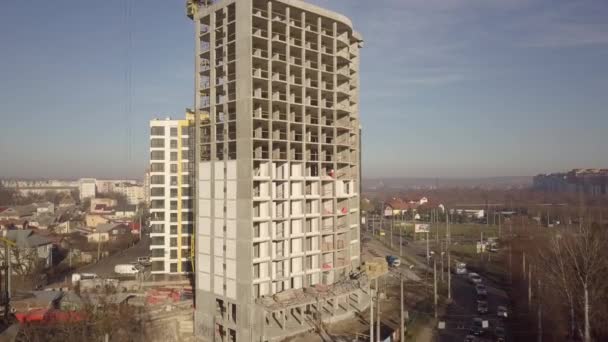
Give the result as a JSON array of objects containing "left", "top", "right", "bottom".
[
  {"left": 214, "top": 275, "right": 223, "bottom": 295},
  {"left": 226, "top": 160, "right": 237, "bottom": 179},
  {"left": 225, "top": 239, "right": 236, "bottom": 259},
  {"left": 226, "top": 200, "right": 236, "bottom": 219},
  {"left": 214, "top": 199, "right": 224, "bottom": 217},
  {"left": 226, "top": 180, "right": 236, "bottom": 199},
  {"left": 214, "top": 181, "right": 225, "bottom": 199},
  {"left": 214, "top": 162, "right": 224, "bottom": 180},
  {"left": 199, "top": 180, "right": 210, "bottom": 198},
  {"left": 199, "top": 199, "right": 211, "bottom": 217},
  {"left": 199, "top": 162, "right": 211, "bottom": 180},
  {"left": 226, "top": 220, "right": 236, "bottom": 239}
]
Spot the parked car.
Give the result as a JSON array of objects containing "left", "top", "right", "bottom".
[
  {"left": 71, "top": 273, "right": 98, "bottom": 284},
  {"left": 475, "top": 284, "right": 488, "bottom": 296},
  {"left": 468, "top": 272, "right": 482, "bottom": 284},
  {"left": 464, "top": 335, "right": 477, "bottom": 342},
  {"left": 469, "top": 317, "right": 485, "bottom": 336},
  {"left": 497, "top": 305, "right": 508, "bottom": 318},
  {"left": 477, "top": 300, "right": 489, "bottom": 314},
  {"left": 456, "top": 262, "right": 467, "bottom": 274},
  {"left": 495, "top": 326, "right": 506, "bottom": 342},
  {"left": 114, "top": 264, "right": 141, "bottom": 275}
]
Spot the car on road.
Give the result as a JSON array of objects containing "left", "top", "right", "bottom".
[
  {"left": 468, "top": 272, "right": 482, "bottom": 284},
  {"left": 497, "top": 305, "right": 508, "bottom": 318},
  {"left": 464, "top": 335, "right": 477, "bottom": 342},
  {"left": 386, "top": 255, "right": 401, "bottom": 267},
  {"left": 477, "top": 300, "right": 489, "bottom": 314},
  {"left": 469, "top": 317, "right": 485, "bottom": 336},
  {"left": 456, "top": 262, "right": 467, "bottom": 274},
  {"left": 114, "top": 264, "right": 141, "bottom": 275},
  {"left": 494, "top": 325, "right": 506, "bottom": 342},
  {"left": 475, "top": 284, "right": 488, "bottom": 296}
]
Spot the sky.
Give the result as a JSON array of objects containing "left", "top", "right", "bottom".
[{"left": 1, "top": 0, "right": 607, "bottom": 180}]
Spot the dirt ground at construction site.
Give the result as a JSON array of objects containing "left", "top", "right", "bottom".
[{"left": 287, "top": 236, "right": 438, "bottom": 342}]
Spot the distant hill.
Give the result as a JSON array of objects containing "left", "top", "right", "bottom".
[{"left": 363, "top": 176, "right": 532, "bottom": 191}]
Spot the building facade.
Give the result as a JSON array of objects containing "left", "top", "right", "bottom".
[
  {"left": 113, "top": 182, "right": 145, "bottom": 205},
  {"left": 533, "top": 169, "right": 608, "bottom": 196},
  {"left": 78, "top": 178, "right": 97, "bottom": 200},
  {"left": 149, "top": 118, "right": 194, "bottom": 275},
  {"left": 188, "top": 1, "right": 366, "bottom": 340}
]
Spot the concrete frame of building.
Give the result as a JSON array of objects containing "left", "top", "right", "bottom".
[{"left": 188, "top": 0, "right": 366, "bottom": 340}]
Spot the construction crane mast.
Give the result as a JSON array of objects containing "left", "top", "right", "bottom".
[{"left": 0, "top": 237, "right": 16, "bottom": 323}]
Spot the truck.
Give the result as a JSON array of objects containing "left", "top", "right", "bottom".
[
  {"left": 386, "top": 255, "right": 401, "bottom": 267},
  {"left": 114, "top": 264, "right": 141, "bottom": 275},
  {"left": 71, "top": 273, "right": 98, "bottom": 284}
]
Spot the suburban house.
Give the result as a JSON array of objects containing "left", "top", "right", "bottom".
[
  {"left": 86, "top": 223, "right": 130, "bottom": 243},
  {"left": 384, "top": 198, "right": 418, "bottom": 216},
  {"left": 34, "top": 202, "right": 55, "bottom": 214},
  {"left": 2, "top": 229, "right": 54, "bottom": 272},
  {"left": 58, "top": 195, "right": 76, "bottom": 208},
  {"left": 85, "top": 214, "right": 110, "bottom": 228},
  {"left": 28, "top": 213, "right": 57, "bottom": 230},
  {"left": 89, "top": 198, "right": 117, "bottom": 214}
]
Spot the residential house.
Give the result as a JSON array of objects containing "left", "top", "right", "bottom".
[
  {"left": 84, "top": 214, "right": 110, "bottom": 228},
  {"left": 90, "top": 198, "right": 117, "bottom": 214},
  {"left": 58, "top": 195, "right": 76, "bottom": 208},
  {"left": 2, "top": 229, "right": 54, "bottom": 272},
  {"left": 384, "top": 198, "right": 418, "bottom": 217},
  {"left": 28, "top": 213, "right": 57, "bottom": 230},
  {"left": 87, "top": 223, "right": 130, "bottom": 243},
  {"left": 34, "top": 202, "right": 55, "bottom": 214}
]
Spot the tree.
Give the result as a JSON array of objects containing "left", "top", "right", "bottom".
[
  {"left": 0, "top": 183, "right": 17, "bottom": 205},
  {"left": 98, "top": 192, "right": 128, "bottom": 208}
]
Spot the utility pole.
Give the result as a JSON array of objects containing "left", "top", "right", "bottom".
[
  {"left": 538, "top": 278, "right": 542, "bottom": 342},
  {"left": 440, "top": 243, "right": 444, "bottom": 283},
  {"left": 426, "top": 230, "right": 429, "bottom": 266},
  {"left": 498, "top": 212, "right": 502, "bottom": 239},
  {"left": 523, "top": 252, "right": 526, "bottom": 280},
  {"left": 447, "top": 212, "right": 451, "bottom": 300},
  {"left": 376, "top": 278, "right": 380, "bottom": 342},
  {"left": 433, "top": 256, "right": 438, "bottom": 319},
  {"left": 390, "top": 216, "right": 394, "bottom": 249},
  {"left": 400, "top": 273, "right": 405, "bottom": 342},
  {"left": 368, "top": 298, "right": 373, "bottom": 342},
  {"left": 528, "top": 265, "right": 532, "bottom": 308}
]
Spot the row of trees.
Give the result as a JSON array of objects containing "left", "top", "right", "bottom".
[{"left": 508, "top": 219, "right": 608, "bottom": 341}]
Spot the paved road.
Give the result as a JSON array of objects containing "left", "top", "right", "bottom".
[
  {"left": 76, "top": 234, "right": 150, "bottom": 277},
  {"left": 362, "top": 223, "right": 511, "bottom": 341}
]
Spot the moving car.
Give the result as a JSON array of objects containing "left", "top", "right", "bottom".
[
  {"left": 477, "top": 300, "right": 489, "bottom": 314},
  {"left": 475, "top": 284, "right": 488, "bottom": 296},
  {"left": 495, "top": 326, "right": 506, "bottom": 342},
  {"left": 469, "top": 317, "right": 485, "bottom": 336},
  {"left": 456, "top": 262, "right": 467, "bottom": 274},
  {"left": 468, "top": 272, "right": 482, "bottom": 284},
  {"left": 386, "top": 255, "right": 401, "bottom": 267},
  {"left": 497, "top": 305, "right": 508, "bottom": 318}
]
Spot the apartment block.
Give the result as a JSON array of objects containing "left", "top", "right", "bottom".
[
  {"left": 188, "top": 0, "right": 367, "bottom": 340},
  {"left": 149, "top": 117, "right": 194, "bottom": 275}
]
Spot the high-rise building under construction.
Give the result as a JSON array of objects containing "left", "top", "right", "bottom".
[{"left": 187, "top": 1, "right": 366, "bottom": 340}]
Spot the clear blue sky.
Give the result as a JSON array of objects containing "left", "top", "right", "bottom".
[{"left": 1, "top": 0, "right": 607, "bottom": 179}]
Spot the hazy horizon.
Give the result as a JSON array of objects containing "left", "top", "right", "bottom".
[{"left": 1, "top": 0, "right": 608, "bottom": 179}]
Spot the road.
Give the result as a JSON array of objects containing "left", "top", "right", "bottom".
[
  {"left": 363, "top": 221, "right": 511, "bottom": 341},
  {"left": 75, "top": 234, "right": 150, "bottom": 277}
]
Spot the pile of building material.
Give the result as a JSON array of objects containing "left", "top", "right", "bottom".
[
  {"left": 362, "top": 257, "right": 389, "bottom": 279},
  {"left": 146, "top": 287, "right": 193, "bottom": 306}
]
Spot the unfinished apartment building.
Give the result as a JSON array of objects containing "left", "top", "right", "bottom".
[{"left": 187, "top": 0, "right": 366, "bottom": 340}]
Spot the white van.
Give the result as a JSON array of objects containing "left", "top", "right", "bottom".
[
  {"left": 71, "top": 273, "right": 98, "bottom": 284},
  {"left": 114, "top": 264, "right": 141, "bottom": 275}
]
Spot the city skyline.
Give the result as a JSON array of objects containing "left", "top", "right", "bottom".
[{"left": 1, "top": 0, "right": 608, "bottom": 179}]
